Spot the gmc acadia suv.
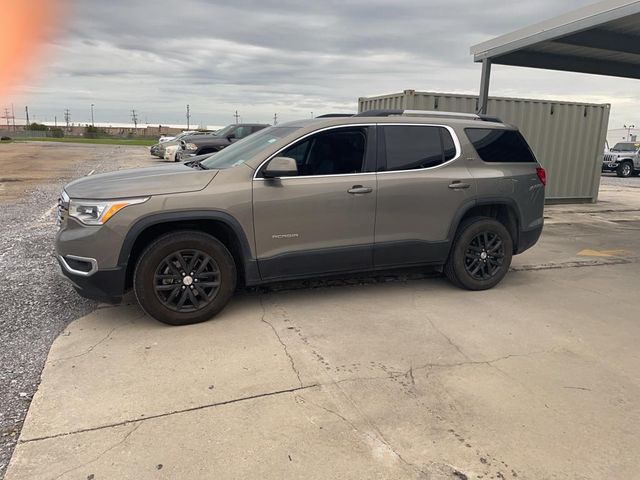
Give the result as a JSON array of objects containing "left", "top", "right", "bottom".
[{"left": 56, "top": 110, "right": 546, "bottom": 325}]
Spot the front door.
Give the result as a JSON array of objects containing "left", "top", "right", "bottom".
[
  {"left": 373, "top": 124, "right": 476, "bottom": 267},
  {"left": 253, "top": 126, "right": 376, "bottom": 281}
]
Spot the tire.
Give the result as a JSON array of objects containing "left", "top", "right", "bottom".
[
  {"left": 444, "top": 217, "right": 513, "bottom": 291},
  {"left": 133, "top": 231, "right": 237, "bottom": 325},
  {"left": 617, "top": 161, "right": 633, "bottom": 178}
]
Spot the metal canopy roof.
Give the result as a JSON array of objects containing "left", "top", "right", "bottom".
[{"left": 470, "top": 0, "right": 640, "bottom": 79}]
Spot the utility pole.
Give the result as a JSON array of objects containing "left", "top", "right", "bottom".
[
  {"left": 54, "top": 116, "right": 57, "bottom": 127},
  {"left": 273, "top": 113, "right": 278, "bottom": 125},
  {"left": 186, "top": 104, "right": 191, "bottom": 130},
  {"left": 90, "top": 104, "right": 95, "bottom": 126},
  {"left": 310, "top": 111, "right": 314, "bottom": 118},
  {"left": 64, "top": 109, "right": 71, "bottom": 131},
  {"left": 624, "top": 124, "right": 636, "bottom": 140},
  {"left": 25, "top": 105, "right": 30, "bottom": 126},
  {"left": 131, "top": 109, "right": 138, "bottom": 132},
  {"left": 2, "top": 107, "right": 12, "bottom": 130},
  {"left": 11, "top": 104, "right": 16, "bottom": 130},
  {"left": 234, "top": 110, "right": 240, "bottom": 124}
]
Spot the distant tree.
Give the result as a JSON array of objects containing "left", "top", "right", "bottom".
[
  {"left": 28, "top": 122, "right": 48, "bottom": 131},
  {"left": 50, "top": 128, "right": 64, "bottom": 138}
]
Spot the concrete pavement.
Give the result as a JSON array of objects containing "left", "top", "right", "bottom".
[{"left": 6, "top": 186, "right": 640, "bottom": 480}]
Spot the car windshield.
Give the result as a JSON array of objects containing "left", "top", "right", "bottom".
[
  {"left": 200, "top": 126, "right": 299, "bottom": 170},
  {"left": 213, "top": 125, "right": 236, "bottom": 137},
  {"left": 611, "top": 142, "right": 639, "bottom": 152}
]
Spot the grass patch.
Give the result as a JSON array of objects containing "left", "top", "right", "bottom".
[{"left": 15, "top": 137, "right": 156, "bottom": 146}]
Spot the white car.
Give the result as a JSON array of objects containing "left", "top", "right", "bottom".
[{"left": 163, "top": 144, "right": 181, "bottom": 162}]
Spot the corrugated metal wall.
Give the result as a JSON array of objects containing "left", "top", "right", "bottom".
[{"left": 358, "top": 90, "right": 611, "bottom": 202}]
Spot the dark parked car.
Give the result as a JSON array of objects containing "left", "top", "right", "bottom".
[{"left": 175, "top": 124, "right": 269, "bottom": 161}]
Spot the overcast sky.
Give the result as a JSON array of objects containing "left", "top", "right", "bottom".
[{"left": 6, "top": 0, "right": 639, "bottom": 129}]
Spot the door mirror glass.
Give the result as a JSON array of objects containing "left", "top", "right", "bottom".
[{"left": 263, "top": 156, "right": 298, "bottom": 178}]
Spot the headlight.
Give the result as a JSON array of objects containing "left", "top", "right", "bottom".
[
  {"left": 68, "top": 197, "right": 149, "bottom": 225},
  {"left": 184, "top": 143, "right": 197, "bottom": 150}
]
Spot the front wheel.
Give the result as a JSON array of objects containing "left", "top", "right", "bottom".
[
  {"left": 133, "top": 231, "right": 237, "bottom": 325},
  {"left": 444, "top": 217, "right": 513, "bottom": 290},
  {"left": 617, "top": 161, "right": 633, "bottom": 178}
]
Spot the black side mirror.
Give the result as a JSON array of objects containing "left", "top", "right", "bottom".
[
  {"left": 263, "top": 157, "right": 298, "bottom": 178},
  {"left": 227, "top": 133, "right": 236, "bottom": 141}
]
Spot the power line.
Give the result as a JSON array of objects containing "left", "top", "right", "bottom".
[{"left": 64, "top": 109, "right": 71, "bottom": 130}]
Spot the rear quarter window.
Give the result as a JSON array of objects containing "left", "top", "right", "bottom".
[{"left": 465, "top": 128, "right": 536, "bottom": 163}]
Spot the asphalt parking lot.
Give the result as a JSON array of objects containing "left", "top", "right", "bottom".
[{"left": 2, "top": 145, "right": 640, "bottom": 479}]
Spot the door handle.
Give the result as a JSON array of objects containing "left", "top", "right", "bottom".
[
  {"left": 347, "top": 185, "right": 373, "bottom": 194},
  {"left": 448, "top": 181, "right": 471, "bottom": 190}
]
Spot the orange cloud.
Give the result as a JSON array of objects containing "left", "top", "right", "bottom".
[{"left": 0, "top": 0, "right": 62, "bottom": 98}]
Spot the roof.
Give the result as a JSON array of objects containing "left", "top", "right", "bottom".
[{"left": 470, "top": 0, "right": 640, "bottom": 79}]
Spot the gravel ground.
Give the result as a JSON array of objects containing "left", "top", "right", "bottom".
[{"left": 0, "top": 144, "right": 153, "bottom": 478}]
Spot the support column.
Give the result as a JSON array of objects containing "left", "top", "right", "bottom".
[{"left": 478, "top": 59, "right": 492, "bottom": 114}]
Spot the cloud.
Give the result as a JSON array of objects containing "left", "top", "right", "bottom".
[{"left": 6, "top": 0, "right": 638, "bottom": 128}]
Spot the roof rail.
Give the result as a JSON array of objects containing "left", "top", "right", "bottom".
[
  {"left": 315, "top": 113, "right": 355, "bottom": 118},
  {"left": 355, "top": 109, "right": 502, "bottom": 123}
]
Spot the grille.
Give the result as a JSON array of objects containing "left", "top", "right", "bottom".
[
  {"left": 57, "top": 191, "right": 69, "bottom": 225},
  {"left": 604, "top": 154, "right": 616, "bottom": 162}
]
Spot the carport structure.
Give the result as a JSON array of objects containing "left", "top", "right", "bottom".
[{"left": 471, "top": 0, "right": 640, "bottom": 114}]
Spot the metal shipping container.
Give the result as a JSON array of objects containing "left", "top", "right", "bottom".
[{"left": 358, "top": 90, "right": 610, "bottom": 203}]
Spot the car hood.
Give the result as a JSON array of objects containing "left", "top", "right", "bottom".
[{"left": 64, "top": 164, "right": 218, "bottom": 200}]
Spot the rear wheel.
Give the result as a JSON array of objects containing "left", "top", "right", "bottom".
[
  {"left": 133, "top": 231, "right": 237, "bottom": 325},
  {"left": 444, "top": 217, "right": 513, "bottom": 290},
  {"left": 617, "top": 161, "right": 633, "bottom": 178}
]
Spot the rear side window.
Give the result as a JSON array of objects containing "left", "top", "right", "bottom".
[
  {"left": 465, "top": 128, "right": 536, "bottom": 163},
  {"left": 382, "top": 126, "right": 457, "bottom": 171}
]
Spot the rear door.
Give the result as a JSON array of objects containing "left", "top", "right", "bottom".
[
  {"left": 373, "top": 124, "right": 476, "bottom": 268},
  {"left": 253, "top": 125, "right": 377, "bottom": 280}
]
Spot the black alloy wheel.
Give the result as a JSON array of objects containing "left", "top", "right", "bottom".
[
  {"left": 463, "top": 231, "right": 506, "bottom": 281},
  {"left": 444, "top": 216, "right": 513, "bottom": 291},
  {"left": 134, "top": 231, "right": 237, "bottom": 325},
  {"left": 154, "top": 250, "right": 221, "bottom": 312}
]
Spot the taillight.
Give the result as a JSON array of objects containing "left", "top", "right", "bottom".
[{"left": 536, "top": 167, "right": 546, "bottom": 186}]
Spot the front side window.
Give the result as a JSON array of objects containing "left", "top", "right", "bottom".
[
  {"left": 466, "top": 128, "right": 536, "bottom": 163},
  {"left": 382, "top": 125, "right": 455, "bottom": 171},
  {"left": 277, "top": 127, "right": 367, "bottom": 176}
]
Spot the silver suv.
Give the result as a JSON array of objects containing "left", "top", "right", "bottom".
[
  {"left": 602, "top": 142, "right": 640, "bottom": 177},
  {"left": 56, "top": 110, "right": 546, "bottom": 325}
]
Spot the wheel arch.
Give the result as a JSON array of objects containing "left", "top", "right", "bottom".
[
  {"left": 448, "top": 199, "right": 522, "bottom": 254},
  {"left": 119, "top": 211, "right": 259, "bottom": 290}
]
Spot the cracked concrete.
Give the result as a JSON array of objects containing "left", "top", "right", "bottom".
[{"left": 5, "top": 188, "right": 640, "bottom": 479}]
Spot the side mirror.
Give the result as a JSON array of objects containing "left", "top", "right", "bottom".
[
  {"left": 263, "top": 157, "right": 298, "bottom": 178},
  {"left": 226, "top": 133, "right": 236, "bottom": 141}
]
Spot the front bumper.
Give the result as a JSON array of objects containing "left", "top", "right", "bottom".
[
  {"left": 602, "top": 162, "right": 620, "bottom": 172},
  {"left": 176, "top": 150, "right": 196, "bottom": 161},
  {"left": 57, "top": 256, "right": 126, "bottom": 303}
]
